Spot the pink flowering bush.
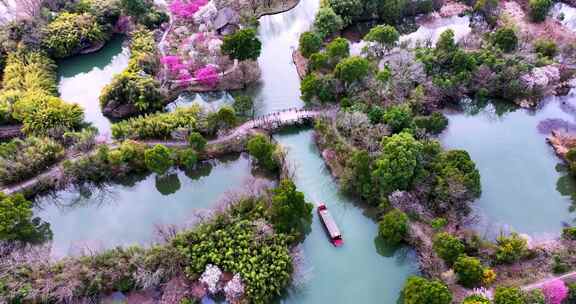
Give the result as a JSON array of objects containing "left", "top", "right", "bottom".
[
  {"left": 161, "top": 55, "right": 187, "bottom": 76},
  {"left": 194, "top": 65, "right": 219, "bottom": 87},
  {"left": 542, "top": 279, "right": 568, "bottom": 304},
  {"left": 169, "top": 0, "right": 209, "bottom": 19}
]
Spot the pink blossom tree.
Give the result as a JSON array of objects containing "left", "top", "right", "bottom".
[
  {"left": 542, "top": 279, "right": 568, "bottom": 304},
  {"left": 161, "top": 55, "right": 187, "bottom": 77},
  {"left": 194, "top": 65, "right": 219, "bottom": 87}
]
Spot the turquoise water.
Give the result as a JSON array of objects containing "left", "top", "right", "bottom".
[
  {"left": 442, "top": 97, "right": 576, "bottom": 237},
  {"left": 34, "top": 155, "right": 263, "bottom": 257},
  {"left": 276, "top": 130, "right": 418, "bottom": 303},
  {"left": 57, "top": 36, "right": 129, "bottom": 136}
]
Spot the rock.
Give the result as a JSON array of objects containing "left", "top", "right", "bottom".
[
  {"left": 102, "top": 99, "right": 140, "bottom": 119},
  {"left": 292, "top": 50, "right": 308, "bottom": 80},
  {"left": 520, "top": 65, "right": 561, "bottom": 95}
]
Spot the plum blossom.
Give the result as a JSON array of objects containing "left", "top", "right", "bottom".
[
  {"left": 161, "top": 55, "right": 188, "bottom": 76},
  {"left": 224, "top": 274, "right": 245, "bottom": 302},
  {"left": 542, "top": 279, "right": 568, "bottom": 304},
  {"left": 207, "top": 38, "right": 222, "bottom": 55},
  {"left": 195, "top": 65, "right": 219, "bottom": 87},
  {"left": 199, "top": 264, "right": 222, "bottom": 294}
]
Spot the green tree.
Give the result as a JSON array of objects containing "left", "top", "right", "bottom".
[
  {"left": 42, "top": 12, "right": 106, "bottom": 58},
  {"left": 414, "top": 112, "right": 449, "bottom": 134},
  {"left": 188, "top": 132, "right": 207, "bottom": 151},
  {"left": 529, "top": 0, "right": 553, "bottom": 22},
  {"left": 524, "top": 289, "right": 545, "bottom": 304},
  {"left": 221, "top": 28, "right": 262, "bottom": 61},
  {"left": 313, "top": 7, "right": 344, "bottom": 39},
  {"left": 433, "top": 232, "right": 465, "bottom": 265},
  {"left": 372, "top": 132, "right": 422, "bottom": 196},
  {"left": 379, "top": 0, "right": 407, "bottom": 25},
  {"left": 269, "top": 179, "right": 313, "bottom": 236},
  {"left": 492, "top": 27, "right": 518, "bottom": 53},
  {"left": 300, "top": 73, "right": 337, "bottom": 103},
  {"left": 494, "top": 286, "right": 524, "bottom": 304},
  {"left": 326, "top": 37, "right": 350, "bottom": 60},
  {"left": 0, "top": 193, "right": 52, "bottom": 243},
  {"left": 217, "top": 106, "right": 237, "bottom": 128},
  {"left": 334, "top": 56, "right": 371, "bottom": 84},
  {"left": 120, "top": 0, "right": 149, "bottom": 16},
  {"left": 299, "top": 31, "right": 322, "bottom": 58},
  {"left": 432, "top": 150, "right": 481, "bottom": 212},
  {"left": 233, "top": 95, "right": 254, "bottom": 117},
  {"left": 364, "top": 24, "right": 399, "bottom": 50},
  {"left": 177, "top": 148, "right": 198, "bottom": 170},
  {"left": 378, "top": 209, "right": 409, "bottom": 245},
  {"left": 342, "top": 150, "right": 374, "bottom": 200},
  {"left": 100, "top": 71, "right": 164, "bottom": 114},
  {"left": 247, "top": 134, "right": 278, "bottom": 171},
  {"left": 309, "top": 52, "right": 331, "bottom": 71},
  {"left": 382, "top": 104, "right": 414, "bottom": 133},
  {"left": 454, "top": 255, "right": 484, "bottom": 287},
  {"left": 402, "top": 276, "right": 452, "bottom": 304},
  {"left": 327, "top": 0, "right": 363, "bottom": 24},
  {"left": 144, "top": 144, "right": 173, "bottom": 175}
]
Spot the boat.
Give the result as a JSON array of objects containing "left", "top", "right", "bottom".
[{"left": 317, "top": 203, "right": 343, "bottom": 246}]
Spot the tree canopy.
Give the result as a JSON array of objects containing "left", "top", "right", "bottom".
[{"left": 221, "top": 28, "right": 262, "bottom": 61}]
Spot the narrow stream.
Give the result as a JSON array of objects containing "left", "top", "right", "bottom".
[{"left": 57, "top": 36, "right": 129, "bottom": 136}]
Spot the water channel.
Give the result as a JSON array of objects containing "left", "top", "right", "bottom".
[
  {"left": 57, "top": 35, "right": 129, "bottom": 136},
  {"left": 30, "top": 0, "right": 576, "bottom": 301}
]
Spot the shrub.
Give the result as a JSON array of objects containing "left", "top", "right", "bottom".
[
  {"left": 383, "top": 104, "right": 414, "bottom": 133},
  {"left": 313, "top": 7, "right": 344, "bottom": 39},
  {"left": 247, "top": 134, "right": 278, "bottom": 172},
  {"left": 524, "top": 289, "right": 545, "bottom": 304},
  {"left": 494, "top": 287, "right": 524, "bottom": 304},
  {"left": 188, "top": 132, "right": 207, "bottom": 151},
  {"left": 482, "top": 268, "right": 497, "bottom": 286},
  {"left": 402, "top": 276, "right": 452, "bottom": 304},
  {"left": 144, "top": 144, "right": 174, "bottom": 175},
  {"left": 529, "top": 0, "right": 553, "bottom": 22},
  {"left": 492, "top": 27, "right": 518, "bottom": 53},
  {"left": 454, "top": 255, "right": 484, "bottom": 287},
  {"left": 269, "top": 179, "right": 313, "bottom": 237},
  {"left": 299, "top": 31, "right": 322, "bottom": 58},
  {"left": 221, "top": 28, "right": 262, "bottom": 61},
  {"left": 3, "top": 50, "right": 57, "bottom": 94},
  {"left": 414, "top": 112, "right": 449, "bottom": 134},
  {"left": 495, "top": 232, "right": 528, "bottom": 264},
  {"left": 194, "top": 66, "right": 219, "bottom": 87},
  {"left": 0, "top": 137, "right": 64, "bottom": 184},
  {"left": 378, "top": 0, "right": 407, "bottom": 24},
  {"left": 334, "top": 56, "right": 371, "bottom": 84},
  {"left": 100, "top": 70, "right": 164, "bottom": 114},
  {"left": 378, "top": 209, "right": 409, "bottom": 245},
  {"left": 364, "top": 24, "right": 399, "bottom": 50},
  {"left": 542, "top": 279, "right": 568, "bottom": 304},
  {"left": 42, "top": 12, "right": 106, "bottom": 58},
  {"left": 562, "top": 227, "right": 576, "bottom": 240},
  {"left": 111, "top": 106, "right": 201, "bottom": 140},
  {"left": 567, "top": 283, "right": 576, "bottom": 303},
  {"left": 13, "top": 92, "right": 84, "bottom": 135},
  {"left": 462, "top": 295, "right": 490, "bottom": 304},
  {"left": 533, "top": 39, "right": 557, "bottom": 58},
  {"left": 431, "top": 217, "right": 448, "bottom": 230},
  {"left": 326, "top": 37, "right": 350, "bottom": 60},
  {"left": 433, "top": 232, "right": 465, "bottom": 265},
  {"left": 0, "top": 193, "right": 52, "bottom": 243}
]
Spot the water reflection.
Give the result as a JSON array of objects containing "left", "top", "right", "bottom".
[
  {"left": 57, "top": 36, "right": 129, "bottom": 135},
  {"left": 33, "top": 155, "right": 266, "bottom": 257},
  {"left": 442, "top": 96, "right": 576, "bottom": 237},
  {"left": 165, "top": 91, "right": 235, "bottom": 112}
]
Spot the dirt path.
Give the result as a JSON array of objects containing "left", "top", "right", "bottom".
[{"left": 522, "top": 271, "right": 576, "bottom": 290}]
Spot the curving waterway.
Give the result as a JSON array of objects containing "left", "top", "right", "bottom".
[
  {"left": 57, "top": 35, "right": 129, "bottom": 135},
  {"left": 29, "top": 0, "right": 576, "bottom": 301}
]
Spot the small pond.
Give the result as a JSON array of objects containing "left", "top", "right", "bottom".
[
  {"left": 442, "top": 95, "right": 576, "bottom": 237},
  {"left": 57, "top": 36, "right": 129, "bottom": 135},
  {"left": 34, "top": 154, "right": 267, "bottom": 257}
]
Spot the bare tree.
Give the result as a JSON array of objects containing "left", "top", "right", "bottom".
[{"left": 16, "top": 0, "right": 43, "bottom": 18}]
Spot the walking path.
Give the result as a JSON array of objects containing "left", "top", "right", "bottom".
[
  {"left": 522, "top": 271, "right": 576, "bottom": 291},
  {"left": 0, "top": 108, "right": 327, "bottom": 195}
]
